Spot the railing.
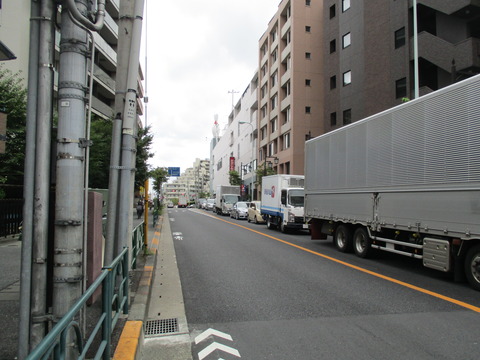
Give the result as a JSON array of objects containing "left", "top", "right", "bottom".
[
  {"left": 26, "top": 223, "right": 145, "bottom": 360},
  {"left": 0, "top": 199, "right": 23, "bottom": 237},
  {"left": 131, "top": 222, "right": 144, "bottom": 269},
  {"left": 26, "top": 247, "right": 130, "bottom": 360}
]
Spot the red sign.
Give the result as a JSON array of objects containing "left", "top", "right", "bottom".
[{"left": 229, "top": 157, "right": 235, "bottom": 171}]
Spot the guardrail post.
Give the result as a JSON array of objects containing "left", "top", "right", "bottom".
[{"left": 102, "top": 267, "right": 113, "bottom": 360}]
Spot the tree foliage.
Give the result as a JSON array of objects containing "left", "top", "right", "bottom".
[
  {"left": 0, "top": 67, "right": 27, "bottom": 198},
  {"left": 135, "top": 125, "right": 154, "bottom": 190},
  {"left": 150, "top": 167, "right": 169, "bottom": 196},
  {"left": 229, "top": 170, "right": 241, "bottom": 186},
  {"left": 88, "top": 116, "right": 112, "bottom": 188},
  {"left": 255, "top": 166, "right": 276, "bottom": 187}
]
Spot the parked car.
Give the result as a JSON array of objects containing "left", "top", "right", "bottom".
[
  {"left": 198, "top": 198, "right": 207, "bottom": 209},
  {"left": 206, "top": 198, "right": 215, "bottom": 211},
  {"left": 230, "top": 201, "right": 250, "bottom": 220},
  {"left": 247, "top": 201, "right": 265, "bottom": 223},
  {"left": 167, "top": 201, "right": 174, "bottom": 208}
]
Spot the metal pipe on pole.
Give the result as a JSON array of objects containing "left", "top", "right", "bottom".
[
  {"left": 29, "top": 0, "right": 56, "bottom": 351},
  {"left": 105, "top": 0, "right": 136, "bottom": 264},
  {"left": 115, "top": 0, "right": 145, "bottom": 258},
  {"left": 413, "top": 0, "right": 420, "bottom": 98},
  {"left": 18, "top": 1, "right": 40, "bottom": 357}
]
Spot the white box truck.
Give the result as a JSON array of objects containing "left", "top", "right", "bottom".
[
  {"left": 304, "top": 75, "right": 480, "bottom": 290},
  {"left": 261, "top": 175, "right": 308, "bottom": 232},
  {"left": 215, "top": 185, "right": 240, "bottom": 215}
]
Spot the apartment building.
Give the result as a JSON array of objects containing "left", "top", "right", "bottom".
[
  {"left": 257, "top": 0, "right": 325, "bottom": 177},
  {"left": 162, "top": 158, "right": 211, "bottom": 204},
  {"left": 0, "top": 0, "right": 144, "bottom": 120},
  {"left": 211, "top": 73, "right": 259, "bottom": 200},
  {"left": 324, "top": 0, "right": 480, "bottom": 132}
]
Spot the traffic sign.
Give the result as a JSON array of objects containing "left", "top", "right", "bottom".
[{"left": 168, "top": 167, "right": 180, "bottom": 176}]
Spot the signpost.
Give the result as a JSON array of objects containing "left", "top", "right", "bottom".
[{"left": 168, "top": 167, "right": 180, "bottom": 177}]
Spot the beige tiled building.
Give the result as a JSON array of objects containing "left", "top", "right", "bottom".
[{"left": 257, "top": 0, "right": 325, "bottom": 176}]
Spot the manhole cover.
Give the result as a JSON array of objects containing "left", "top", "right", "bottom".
[{"left": 144, "top": 318, "right": 179, "bottom": 337}]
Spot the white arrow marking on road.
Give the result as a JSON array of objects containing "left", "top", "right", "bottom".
[
  {"left": 198, "top": 342, "right": 241, "bottom": 360},
  {"left": 194, "top": 328, "right": 233, "bottom": 344}
]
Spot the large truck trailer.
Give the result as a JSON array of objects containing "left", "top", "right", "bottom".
[{"left": 304, "top": 75, "right": 480, "bottom": 290}]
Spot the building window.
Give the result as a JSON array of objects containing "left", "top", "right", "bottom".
[
  {"left": 330, "top": 75, "right": 337, "bottom": 89},
  {"left": 305, "top": 26, "right": 311, "bottom": 33},
  {"left": 282, "top": 107, "right": 291, "bottom": 124},
  {"left": 305, "top": 106, "right": 311, "bottom": 114},
  {"left": 283, "top": 80, "right": 291, "bottom": 97},
  {"left": 261, "top": 126, "right": 267, "bottom": 140},
  {"left": 270, "top": 27, "right": 277, "bottom": 42},
  {"left": 271, "top": 71, "right": 278, "bottom": 87},
  {"left": 343, "top": 109, "right": 352, "bottom": 124},
  {"left": 306, "top": 0, "right": 311, "bottom": 6},
  {"left": 343, "top": 70, "right": 352, "bottom": 86},
  {"left": 395, "top": 27, "right": 406, "bottom": 49},
  {"left": 261, "top": 84, "right": 268, "bottom": 99},
  {"left": 305, "top": 79, "right": 311, "bottom": 86},
  {"left": 271, "top": 117, "right": 278, "bottom": 133},
  {"left": 271, "top": 94, "right": 278, "bottom": 110},
  {"left": 261, "top": 105, "right": 267, "bottom": 118},
  {"left": 395, "top": 77, "right": 407, "bottom": 99},
  {"left": 330, "top": 39, "right": 336, "bottom": 53},
  {"left": 330, "top": 4, "right": 336, "bottom": 19},
  {"left": 271, "top": 47, "right": 278, "bottom": 62},
  {"left": 305, "top": 52, "right": 311, "bottom": 59},
  {"left": 330, "top": 112, "right": 337, "bottom": 126},
  {"left": 342, "top": 0, "right": 350, "bottom": 12},
  {"left": 268, "top": 141, "right": 276, "bottom": 156},
  {"left": 342, "top": 32, "right": 351, "bottom": 48},
  {"left": 283, "top": 132, "right": 291, "bottom": 149}
]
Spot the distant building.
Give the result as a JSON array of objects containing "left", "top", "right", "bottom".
[{"left": 211, "top": 73, "right": 259, "bottom": 200}]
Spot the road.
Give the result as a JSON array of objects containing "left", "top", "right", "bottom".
[{"left": 168, "top": 207, "right": 480, "bottom": 360}]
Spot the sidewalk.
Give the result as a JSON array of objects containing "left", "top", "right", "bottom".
[{"left": 114, "top": 210, "right": 193, "bottom": 360}]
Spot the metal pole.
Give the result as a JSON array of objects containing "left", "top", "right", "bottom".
[
  {"left": 18, "top": 1, "right": 40, "bottom": 357},
  {"left": 413, "top": 0, "right": 419, "bottom": 98},
  {"left": 105, "top": 0, "right": 135, "bottom": 264},
  {"left": 115, "top": 0, "right": 145, "bottom": 258},
  {"left": 53, "top": 1, "right": 89, "bottom": 356},
  {"left": 29, "top": 0, "right": 56, "bottom": 350}
]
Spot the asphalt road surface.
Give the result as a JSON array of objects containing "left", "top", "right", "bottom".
[{"left": 168, "top": 207, "right": 480, "bottom": 360}]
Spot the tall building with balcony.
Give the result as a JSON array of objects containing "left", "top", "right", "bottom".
[
  {"left": 323, "top": 0, "right": 480, "bottom": 132},
  {"left": 0, "top": 0, "right": 144, "bottom": 121},
  {"left": 257, "top": 0, "right": 325, "bottom": 177}
]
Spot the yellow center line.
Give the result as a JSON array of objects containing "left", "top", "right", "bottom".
[{"left": 200, "top": 210, "right": 480, "bottom": 313}]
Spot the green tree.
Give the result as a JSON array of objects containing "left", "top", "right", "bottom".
[
  {"left": 0, "top": 67, "right": 27, "bottom": 199},
  {"left": 150, "top": 167, "right": 169, "bottom": 196},
  {"left": 255, "top": 166, "right": 276, "bottom": 188},
  {"left": 88, "top": 116, "right": 113, "bottom": 188},
  {"left": 229, "top": 170, "right": 241, "bottom": 186},
  {"left": 135, "top": 125, "right": 154, "bottom": 190}
]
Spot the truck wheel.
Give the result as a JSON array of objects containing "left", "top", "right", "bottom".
[
  {"left": 334, "top": 225, "right": 353, "bottom": 253},
  {"left": 464, "top": 244, "right": 480, "bottom": 291},
  {"left": 267, "top": 217, "right": 276, "bottom": 230},
  {"left": 353, "top": 227, "right": 371, "bottom": 258},
  {"left": 280, "top": 222, "right": 288, "bottom": 233}
]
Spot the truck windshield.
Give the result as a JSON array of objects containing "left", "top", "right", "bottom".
[
  {"left": 224, "top": 195, "right": 239, "bottom": 204},
  {"left": 288, "top": 189, "right": 304, "bottom": 207}
]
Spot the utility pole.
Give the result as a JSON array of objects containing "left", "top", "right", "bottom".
[{"left": 228, "top": 89, "right": 239, "bottom": 110}]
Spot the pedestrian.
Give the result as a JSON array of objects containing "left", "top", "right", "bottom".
[{"left": 136, "top": 200, "right": 144, "bottom": 219}]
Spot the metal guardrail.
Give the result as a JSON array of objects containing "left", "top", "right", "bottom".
[{"left": 26, "top": 223, "right": 145, "bottom": 360}]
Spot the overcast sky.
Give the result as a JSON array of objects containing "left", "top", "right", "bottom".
[{"left": 140, "top": 0, "right": 281, "bottom": 174}]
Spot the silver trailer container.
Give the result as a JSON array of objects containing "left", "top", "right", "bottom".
[{"left": 304, "top": 75, "right": 480, "bottom": 290}]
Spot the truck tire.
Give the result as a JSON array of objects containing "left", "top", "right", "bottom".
[
  {"left": 267, "top": 217, "right": 276, "bottom": 230},
  {"left": 353, "top": 227, "right": 372, "bottom": 258},
  {"left": 280, "top": 221, "right": 288, "bottom": 233},
  {"left": 464, "top": 244, "right": 480, "bottom": 291},
  {"left": 334, "top": 224, "right": 353, "bottom": 253}
]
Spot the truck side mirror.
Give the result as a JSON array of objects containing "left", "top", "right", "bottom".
[{"left": 281, "top": 190, "right": 287, "bottom": 205}]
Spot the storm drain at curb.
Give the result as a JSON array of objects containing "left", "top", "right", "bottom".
[{"left": 144, "top": 318, "right": 179, "bottom": 337}]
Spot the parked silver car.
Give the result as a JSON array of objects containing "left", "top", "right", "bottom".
[
  {"left": 230, "top": 201, "right": 250, "bottom": 220},
  {"left": 206, "top": 198, "right": 215, "bottom": 211}
]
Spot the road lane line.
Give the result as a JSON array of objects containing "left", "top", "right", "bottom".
[{"left": 199, "top": 211, "right": 480, "bottom": 313}]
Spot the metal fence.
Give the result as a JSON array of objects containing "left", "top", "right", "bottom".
[
  {"left": 0, "top": 199, "right": 23, "bottom": 237},
  {"left": 26, "top": 223, "right": 145, "bottom": 360}
]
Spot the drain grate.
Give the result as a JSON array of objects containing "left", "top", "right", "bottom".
[{"left": 144, "top": 318, "right": 179, "bottom": 336}]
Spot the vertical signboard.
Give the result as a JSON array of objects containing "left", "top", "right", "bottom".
[{"left": 229, "top": 157, "right": 235, "bottom": 171}]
